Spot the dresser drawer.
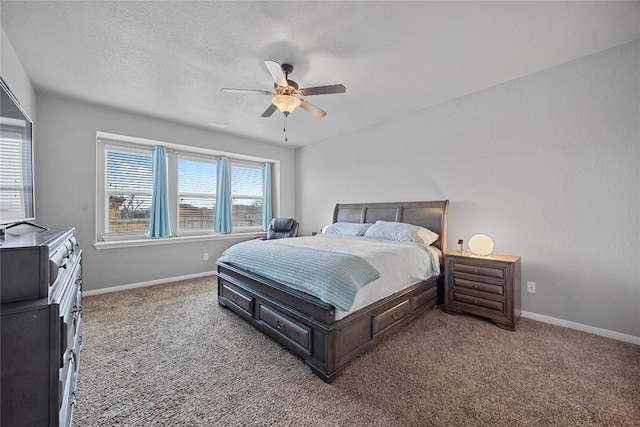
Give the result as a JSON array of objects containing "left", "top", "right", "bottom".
[
  {"left": 452, "top": 277, "right": 503, "bottom": 296},
  {"left": 453, "top": 292, "right": 504, "bottom": 313},
  {"left": 452, "top": 262, "right": 505, "bottom": 280},
  {"left": 59, "top": 351, "right": 78, "bottom": 427},
  {"left": 258, "top": 304, "right": 310, "bottom": 352},
  {"left": 373, "top": 299, "right": 411, "bottom": 336},
  {"left": 220, "top": 283, "right": 254, "bottom": 316}
]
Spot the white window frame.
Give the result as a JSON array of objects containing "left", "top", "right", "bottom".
[{"left": 95, "top": 132, "right": 277, "bottom": 249}]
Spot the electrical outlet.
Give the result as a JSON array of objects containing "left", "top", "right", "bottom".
[
  {"left": 526, "top": 281, "right": 536, "bottom": 293},
  {"left": 203, "top": 253, "right": 209, "bottom": 261}
]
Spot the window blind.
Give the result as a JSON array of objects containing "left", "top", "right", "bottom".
[
  {"left": 106, "top": 148, "right": 153, "bottom": 234},
  {"left": 231, "top": 163, "right": 263, "bottom": 227},
  {"left": 0, "top": 127, "right": 33, "bottom": 221},
  {"left": 178, "top": 157, "right": 216, "bottom": 231}
]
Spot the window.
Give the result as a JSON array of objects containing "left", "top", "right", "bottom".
[
  {"left": 105, "top": 148, "right": 153, "bottom": 234},
  {"left": 0, "top": 121, "right": 34, "bottom": 222},
  {"left": 231, "top": 162, "right": 263, "bottom": 228},
  {"left": 96, "top": 133, "right": 274, "bottom": 242},
  {"left": 178, "top": 156, "right": 216, "bottom": 232}
]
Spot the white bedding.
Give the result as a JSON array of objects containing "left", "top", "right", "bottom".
[{"left": 269, "top": 235, "right": 441, "bottom": 320}]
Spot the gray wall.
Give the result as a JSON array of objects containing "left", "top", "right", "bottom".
[
  {"left": 35, "top": 94, "right": 296, "bottom": 291},
  {"left": 296, "top": 42, "right": 640, "bottom": 338}
]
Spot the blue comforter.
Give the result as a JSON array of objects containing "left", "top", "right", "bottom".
[{"left": 217, "top": 239, "right": 380, "bottom": 311}]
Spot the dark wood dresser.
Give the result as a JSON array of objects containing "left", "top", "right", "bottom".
[
  {"left": 443, "top": 252, "right": 521, "bottom": 330},
  {"left": 1, "top": 227, "right": 83, "bottom": 427}
]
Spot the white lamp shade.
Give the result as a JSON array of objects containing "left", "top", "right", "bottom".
[
  {"left": 272, "top": 95, "right": 301, "bottom": 116},
  {"left": 468, "top": 234, "right": 494, "bottom": 256}
]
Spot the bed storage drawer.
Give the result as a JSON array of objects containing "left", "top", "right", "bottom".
[
  {"left": 410, "top": 286, "right": 437, "bottom": 311},
  {"left": 220, "top": 283, "right": 254, "bottom": 316},
  {"left": 373, "top": 299, "right": 411, "bottom": 336},
  {"left": 258, "top": 304, "right": 310, "bottom": 352}
]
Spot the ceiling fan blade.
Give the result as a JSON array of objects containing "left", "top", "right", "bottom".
[
  {"left": 264, "top": 60, "right": 288, "bottom": 87},
  {"left": 299, "top": 99, "right": 327, "bottom": 118},
  {"left": 299, "top": 84, "right": 346, "bottom": 96},
  {"left": 221, "top": 88, "right": 273, "bottom": 95},
  {"left": 261, "top": 104, "right": 278, "bottom": 117}
]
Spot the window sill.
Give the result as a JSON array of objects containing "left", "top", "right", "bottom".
[{"left": 93, "top": 232, "right": 266, "bottom": 250}]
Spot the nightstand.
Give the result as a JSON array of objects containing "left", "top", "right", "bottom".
[{"left": 443, "top": 252, "right": 521, "bottom": 330}]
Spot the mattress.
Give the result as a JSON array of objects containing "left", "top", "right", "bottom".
[{"left": 267, "top": 235, "right": 441, "bottom": 320}]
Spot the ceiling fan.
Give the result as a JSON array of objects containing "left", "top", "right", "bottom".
[{"left": 221, "top": 60, "right": 346, "bottom": 119}]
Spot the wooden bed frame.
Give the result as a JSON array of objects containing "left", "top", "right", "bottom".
[{"left": 217, "top": 200, "right": 449, "bottom": 382}]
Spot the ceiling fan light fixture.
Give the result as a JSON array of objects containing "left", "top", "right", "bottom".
[{"left": 272, "top": 94, "right": 301, "bottom": 116}]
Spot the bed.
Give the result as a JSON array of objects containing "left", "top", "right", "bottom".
[{"left": 216, "top": 200, "right": 449, "bottom": 382}]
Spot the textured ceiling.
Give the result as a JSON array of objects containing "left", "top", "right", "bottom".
[{"left": 1, "top": 1, "right": 638, "bottom": 147}]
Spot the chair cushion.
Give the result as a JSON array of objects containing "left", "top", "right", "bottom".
[
  {"left": 267, "top": 218, "right": 299, "bottom": 239},
  {"left": 272, "top": 218, "right": 295, "bottom": 232}
]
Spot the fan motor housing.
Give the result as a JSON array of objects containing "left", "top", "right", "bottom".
[{"left": 281, "top": 63, "right": 294, "bottom": 75}]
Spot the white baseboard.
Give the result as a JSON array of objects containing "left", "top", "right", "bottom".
[
  {"left": 82, "top": 271, "right": 217, "bottom": 297},
  {"left": 521, "top": 311, "right": 640, "bottom": 345}
]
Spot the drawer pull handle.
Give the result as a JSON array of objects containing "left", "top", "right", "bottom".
[
  {"left": 275, "top": 320, "right": 285, "bottom": 330},
  {"left": 391, "top": 312, "right": 400, "bottom": 320},
  {"left": 72, "top": 304, "right": 82, "bottom": 314},
  {"left": 61, "top": 263, "right": 67, "bottom": 270},
  {"left": 473, "top": 300, "right": 478, "bottom": 304},
  {"left": 231, "top": 294, "right": 238, "bottom": 302}
]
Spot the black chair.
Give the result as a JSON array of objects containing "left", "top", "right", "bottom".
[{"left": 266, "top": 218, "right": 299, "bottom": 239}]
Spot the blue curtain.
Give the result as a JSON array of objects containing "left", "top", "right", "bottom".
[
  {"left": 146, "top": 146, "right": 171, "bottom": 238},
  {"left": 262, "top": 163, "right": 272, "bottom": 231},
  {"left": 215, "top": 156, "right": 233, "bottom": 233}
]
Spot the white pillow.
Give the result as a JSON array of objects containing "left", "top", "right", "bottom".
[
  {"left": 363, "top": 220, "right": 439, "bottom": 246},
  {"left": 324, "top": 222, "right": 372, "bottom": 236}
]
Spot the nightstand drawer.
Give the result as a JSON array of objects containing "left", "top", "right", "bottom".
[
  {"left": 452, "top": 277, "right": 504, "bottom": 296},
  {"left": 452, "top": 262, "right": 505, "bottom": 280},
  {"left": 453, "top": 292, "right": 504, "bottom": 312}
]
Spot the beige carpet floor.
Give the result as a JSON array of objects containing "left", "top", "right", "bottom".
[{"left": 73, "top": 276, "right": 640, "bottom": 426}]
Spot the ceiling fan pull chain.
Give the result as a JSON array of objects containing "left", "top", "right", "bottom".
[{"left": 284, "top": 115, "right": 288, "bottom": 143}]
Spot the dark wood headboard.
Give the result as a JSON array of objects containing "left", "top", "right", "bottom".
[{"left": 332, "top": 200, "right": 449, "bottom": 253}]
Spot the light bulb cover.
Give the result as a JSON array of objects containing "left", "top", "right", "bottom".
[{"left": 272, "top": 95, "right": 301, "bottom": 116}]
